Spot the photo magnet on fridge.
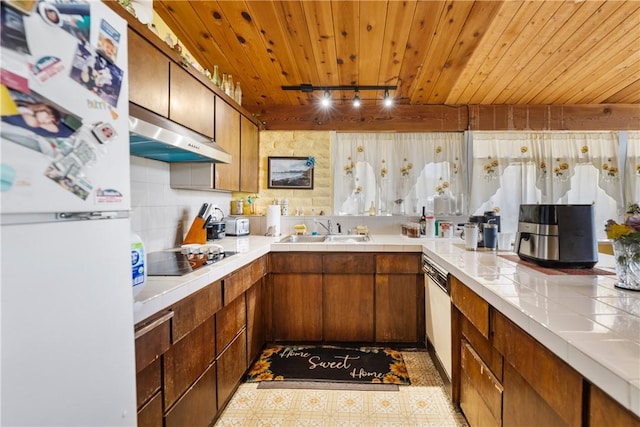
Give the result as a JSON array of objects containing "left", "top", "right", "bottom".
[
  {"left": 69, "top": 41, "right": 123, "bottom": 107},
  {"left": 1, "top": 2, "right": 31, "bottom": 54},
  {"left": 37, "top": 0, "right": 90, "bottom": 43},
  {"left": 96, "top": 18, "right": 119, "bottom": 64}
]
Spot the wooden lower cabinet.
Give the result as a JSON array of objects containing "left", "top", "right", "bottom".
[
  {"left": 164, "top": 362, "right": 217, "bottom": 427},
  {"left": 324, "top": 252, "right": 375, "bottom": 342},
  {"left": 375, "top": 273, "right": 420, "bottom": 342},
  {"left": 272, "top": 272, "right": 323, "bottom": 341},
  {"left": 324, "top": 273, "right": 374, "bottom": 341},
  {"left": 216, "top": 329, "right": 248, "bottom": 409},
  {"left": 246, "top": 278, "right": 265, "bottom": 363},
  {"left": 164, "top": 317, "right": 215, "bottom": 410}
]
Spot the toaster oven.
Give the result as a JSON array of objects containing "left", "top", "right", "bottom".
[{"left": 225, "top": 217, "right": 250, "bottom": 236}]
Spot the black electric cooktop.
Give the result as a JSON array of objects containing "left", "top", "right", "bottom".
[{"left": 147, "top": 249, "right": 236, "bottom": 276}]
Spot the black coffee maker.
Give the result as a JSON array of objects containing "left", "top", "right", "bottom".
[{"left": 469, "top": 211, "right": 501, "bottom": 248}]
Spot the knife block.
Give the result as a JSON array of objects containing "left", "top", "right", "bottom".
[{"left": 183, "top": 216, "right": 207, "bottom": 245}]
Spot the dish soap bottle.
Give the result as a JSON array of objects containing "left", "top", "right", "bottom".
[
  {"left": 131, "top": 232, "right": 147, "bottom": 297},
  {"left": 369, "top": 201, "right": 376, "bottom": 216}
]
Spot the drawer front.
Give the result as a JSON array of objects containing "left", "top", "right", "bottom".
[
  {"left": 164, "top": 362, "right": 217, "bottom": 427},
  {"left": 164, "top": 317, "right": 215, "bottom": 410},
  {"left": 460, "top": 340, "right": 503, "bottom": 427},
  {"left": 270, "top": 253, "right": 323, "bottom": 273},
  {"left": 135, "top": 311, "right": 173, "bottom": 372},
  {"left": 375, "top": 253, "right": 420, "bottom": 274},
  {"left": 136, "top": 358, "right": 161, "bottom": 409},
  {"left": 451, "top": 277, "right": 489, "bottom": 338},
  {"left": 215, "top": 295, "right": 246, "bottom": 354},
  {"left": 323, "top": 253, "right": 374, "bottom": 274},
  {"left": 172, "top": 281, "right": 222, "bottom": 343},
  {"left": 224, "top": 257, "right": 265, "bottom": 304}
]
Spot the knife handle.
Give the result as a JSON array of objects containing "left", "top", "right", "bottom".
[{"left": 197, "top": 203, "right": 208, "bottom": 218}]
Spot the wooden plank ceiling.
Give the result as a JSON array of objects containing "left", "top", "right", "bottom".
[{"left": 154, "top": 1, "right": 640, "bottom": 118}]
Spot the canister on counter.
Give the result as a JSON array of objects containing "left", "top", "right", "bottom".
[{"left": 439, "top": 221, "right": 453, "bottom": 238}]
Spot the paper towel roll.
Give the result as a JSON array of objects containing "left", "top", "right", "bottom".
[{"left": 266, "top": 205, "right": 281, "bottom": 236}]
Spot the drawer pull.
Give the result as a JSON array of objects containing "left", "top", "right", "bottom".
[{"left": 135, "top": 311, "right": 174, "bottom": 339}]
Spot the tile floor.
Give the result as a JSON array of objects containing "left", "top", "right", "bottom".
[{"left": 214, "top": 350, "right": 469, "bottom": 426}]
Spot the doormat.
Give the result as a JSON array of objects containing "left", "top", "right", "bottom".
[
  {"left": 245, "top": 345, "right": 411, "bottom": 385},
  {"left": 499, "top": 254, "right": 616, "bottom": 276}
]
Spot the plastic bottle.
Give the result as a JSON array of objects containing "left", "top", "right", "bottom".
[
  {"left": 282, "top": 198, "right": 289, "bottom": 216},
  {"left": 131, "top": 232, "right": 147, "bottom": 297}
]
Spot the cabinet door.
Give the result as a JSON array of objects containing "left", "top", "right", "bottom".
[
  {"left": 172, "top": 281, "right": 222, "bottom": 344},
  {"left": 163, "top": 317, "right": 215, "bottom": 410},
  {"left": 375, "top": 273, "right": 419, "bottom": 342},
  {"left": 216, "top": 330, "right": 247, "bottom": 409},
  {"left": 590, "top": 384, "right": 640, "bottom": 426},
  {"left": 137, "top": 392, "right": 163, "bottom": 427},
  {"left": 164, "top": 363, "right": 217, "bottom": 427},
  {"left": 215, "top": 295, "right": 246, "bottom": 355},
  {"left": 324, "top": 273, "right": 374, "bottom": 341},
  {"left": 214, "top": 97, "right": 240, "bottom": 191},
  {"left": 169, "top": 63, "right": 215, "bottom": 138},
  {"left": 272, "top": 273, "right": 323, "bottom": 341},
  {"left": 128, "top": 30, "right": 169, "bottom": 116},
  {"left": 240, "top": 115, "right": 259, "bottom": 193},
  {"left": 246, "top": 278, "right": 265, "bottom": 364}
]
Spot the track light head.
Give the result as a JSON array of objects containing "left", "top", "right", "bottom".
[
  {"left": 383, "top": 89, "right": 393, "bottom": 107},
  {"left": 321, "top": 90, "right": 331, "bottom": 107},
  {"left": 353, "top": 90, "right": 361, "bottom": 108}
]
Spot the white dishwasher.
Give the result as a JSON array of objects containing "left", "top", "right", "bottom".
[{"left": 423, "top": 254, "right": 452, "bottom": 381}]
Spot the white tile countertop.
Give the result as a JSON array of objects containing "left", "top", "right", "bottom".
[{"left": 133, "top": 233, "right": 639, "bottom": 417}]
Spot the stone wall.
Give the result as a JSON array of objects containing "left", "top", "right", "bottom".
[{"left": 234, "top": 131, "right": 332, "bottom": 216}]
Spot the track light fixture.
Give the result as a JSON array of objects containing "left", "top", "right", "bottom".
[{"left": 282, "top": 84, "right": 397, "bottom": 108}]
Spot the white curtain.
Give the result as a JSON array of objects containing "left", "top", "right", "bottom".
[
  {"left": 469, "top": 131, "right": 622, "bottom": 238},
  {"left": 332, "top": 132, "right": 465, "bottom": 216},
  {"left": 626, "top": 131, "right": 640, "bottom": 208}
]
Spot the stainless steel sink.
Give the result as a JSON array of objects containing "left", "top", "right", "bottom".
[
  {"left": 278, "top": 235, "right": 326, "bottom": 243},
  {"left": 323, "top": 234, "right": 370, "bottom": 243},
  {"left": 277, "top": 234, "right": 370, "bottom": 243}
]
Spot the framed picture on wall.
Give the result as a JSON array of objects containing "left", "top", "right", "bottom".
[{"left": 267, "top": 156, "right": 314, "bottom": 189}]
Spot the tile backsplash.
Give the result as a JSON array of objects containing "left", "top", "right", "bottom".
[{"left": 130, "top": 156, "right": 231, "bottom": 252}]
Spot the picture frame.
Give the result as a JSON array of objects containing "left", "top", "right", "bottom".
[{"left": 267, "top": 156, "right": 314, "bottom": 189}]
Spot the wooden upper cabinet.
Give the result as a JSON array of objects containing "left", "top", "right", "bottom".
[
  {"left": 240, "top": 115, "right": 259, "bottom": 193},
  {"left": 169, "top": 63, "right": 215, "bottom": 138},
  {"left": 214, "top": 97, "right": 240, "bottom": 191},
  {"left": 128, "top": 29, "right": 169, "bottom": 116}
]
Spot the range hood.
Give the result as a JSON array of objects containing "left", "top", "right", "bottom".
[{"left": 128, "top": 103, "right": 231, "bottom": 163}]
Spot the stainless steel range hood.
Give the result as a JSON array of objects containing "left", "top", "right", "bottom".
[{"left": 128, "top": 103, "right": 231, "bottom": 163}]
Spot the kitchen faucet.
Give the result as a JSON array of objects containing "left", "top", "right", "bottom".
[{"left": 314, "top": 219, "right": 333, "bottom": 235}]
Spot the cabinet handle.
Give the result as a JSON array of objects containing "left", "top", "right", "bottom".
[{"left": 135, "top": 311, "right": 174, "bottom": 340}]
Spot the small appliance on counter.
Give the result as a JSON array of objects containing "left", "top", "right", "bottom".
[
  {"left": 515, "top": 204, "right": 598, "bottom": 268},
  {"left": 206, "top": 221, "right": 226, "bottom": 240},
  {"left": 225, "top": 216, "right": 250, "bottom": 236},
  {"left": 468, "top": 211, "right": 501, "bottom": 248}
]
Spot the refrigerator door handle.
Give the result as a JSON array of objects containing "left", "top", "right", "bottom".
[{"left": 58, "top": 211, "right": 121, "bottom": 220}]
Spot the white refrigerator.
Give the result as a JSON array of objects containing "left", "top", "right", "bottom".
[{"left": 0, "top": 1, "right": 137, "bottom": 425}]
